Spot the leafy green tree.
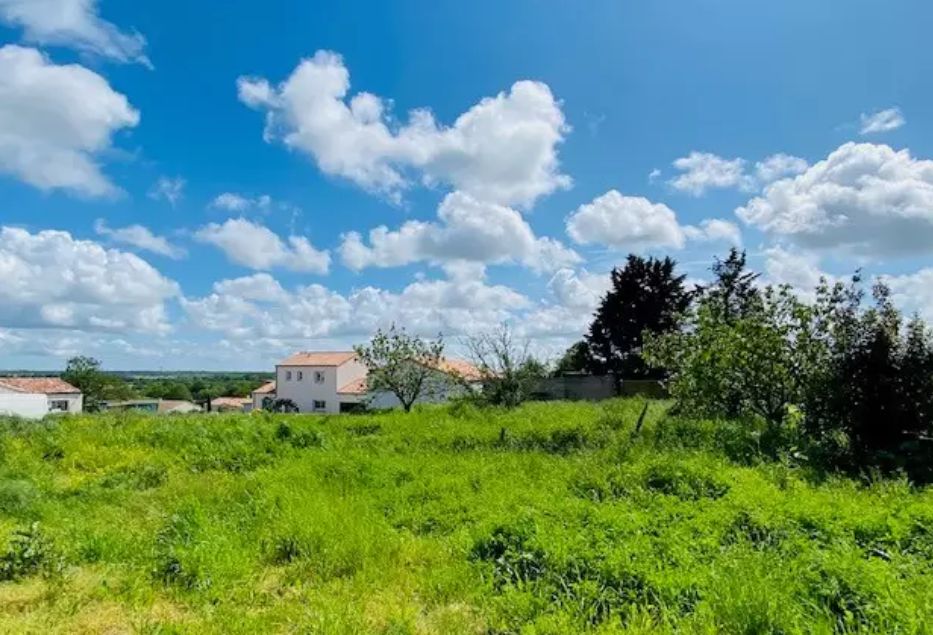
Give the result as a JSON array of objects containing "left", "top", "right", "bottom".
[
  {"left": 62, "top": 356, "right": 108, "bottom": 412},
  {"left": 703, "top": 247, "right": 760, "bottom": 323},
  {"left": 585, "top": 255, "right": 693, "bottom": 385},
  {"left": 553, "top": 341, "right": 589, "bottom": 376},
  {"left": 354, "top": 325, "right": 445, "bottom": 413},
  {"left": 645, "top": 284, "right": 805, "bottom": 431}
]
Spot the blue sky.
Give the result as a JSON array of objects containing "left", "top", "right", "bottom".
[{"left": 1, "top": 0, "right": 932, "bottom": 370}]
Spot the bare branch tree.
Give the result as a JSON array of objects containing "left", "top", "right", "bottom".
[{"left": 465, "top": 325, "right": 546, "bottom": 407}]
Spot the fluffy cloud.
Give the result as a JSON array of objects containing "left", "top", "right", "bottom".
[
  {"left": 0, "top": 0, "right": 149, "bottom": 65},
  {"left": 94, "top": 219, "right": 185, "bottom": 259},
  {"left": 182, "top": 272, "right": 530, "bottom": 342},
  {"left": 762, "top": 246, "right": 832, "bottom": 298},
  {"left": 0, "top": 226, "right": 178, "bottom": 333},
  {"left": 737, "top": 142, "right": 933, "bottom": 256},
  {"left": 883, "top": 269, "right": 933, "bottom": 322},
  {"left": 194, "top": 217, "right": 330, "bottom": 274},
  {"left": 566, "top": 190, "right": 687, "bottom": 250},
  {"left": 237, "top": 50, "right": 570, "bottom": 207},
  {"left": 669, "top": 152, "right": 753, "bottom": 195},
  {"left": 860, "top": 107, "right": 905, "bottom": 135},
  {"left": 683, "top": 218, "right": 743, "bottom": 245},
  {"left": 148, "top": 177, "right": 185, "bottom": 206},
  {"left": 547, "top": 268, "right": 609, "bottom": 310},
  {"left": 0, "top": 45, "right": 139, "bottom": 196},
  {"left": 667, "top": 151, "right": 808, "bottom": 195},
  {"left": 754, "top": 153, "right": 808, "bottom": 184},
  {"left": 209, "top": 192, "right": 273, "bottom": 212},
  {"left": 340, "top": 191, "right": 579, "bottom": 273}
]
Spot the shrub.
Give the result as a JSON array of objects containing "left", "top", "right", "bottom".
[
  {"left": 0, "top": 479, "right": 38, "bottom": 515},
  {"left": 0, "top": 523, "right": 63, "bottom": 581}
]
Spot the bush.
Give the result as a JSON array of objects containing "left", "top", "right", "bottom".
[
  {"left": 647, "top": 254, "right": 933, "bottom": 481},
  {"left": 0, "top": 523, "right": 63, "bottom": 581}
]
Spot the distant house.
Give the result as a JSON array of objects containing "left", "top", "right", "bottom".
[
  {"left": 102, "top": 400, "right": 160, "bottom": 412},
  {"left": 158, "top": 400, "right": 202, "bottom": 414},
  {"left": 274, "top": 350, "right": 483, "bottom": 414},
  {"left": 0, "top": 377, "right": 83, "bottom": 418},
  {"left": 249, "top": 381, "right": 276, "bottom": 411},
  {"left": 210, "top": 397, "right": 251, "bottom": 412}
]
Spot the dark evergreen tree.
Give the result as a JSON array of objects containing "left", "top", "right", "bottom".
[
  {"left": 703, "top": 248, "right": 760, "bottom": 323},
  {"left": 585, "top": 255, "right": 692, "bottom": 384}
]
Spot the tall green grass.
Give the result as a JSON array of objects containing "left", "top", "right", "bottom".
[{"left": 0, "top": 400, "right": 931, "bottom": 633}]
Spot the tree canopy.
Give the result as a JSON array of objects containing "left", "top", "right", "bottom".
[
  {"left": 354, "top": 325, "right": 445, "bottom": 412},
  {"left": 585, "top": 255, "right": 693, "bottom": 383}
]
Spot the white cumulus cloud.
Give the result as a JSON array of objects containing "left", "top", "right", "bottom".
[
  {"left": 737, "top": 142, "right": 933, "bottom": 257},
  {"left": 883, "top": 268, "right": 933, "bottom": 322},
  {"left": 547, "top": 268, "right": 609, "bottom": 310},
  {"left": 340, "top": 191, "right": 579, "bottom": 273},
  {"left": 182, "top": 272, "right": 530, "bottom": 342},
  {"left": 0, "top": 45, "right": 139, "bottom": 196},
  {"left": 0, "top": 226, "right": 178, "bottom": 333},
  {"left": 195, "top": 217, "right": 330, "bottom": 274},
  {"left": 669, "top": 152, "right": 753, "bottom": 196},
  {"left": 566, "top": 190, "right": 687, "bottom": 250},
  {"left": 683, "top": 218, "right": 743, "bottom": 245},
  {"left": 0, "top": 0, "right": 149, "bottom": 66},
  {"left": 237, "top": 50, "right": 570, "bottom": 207},
  {"left": 754, "top": 153, "right": 808, "bottom": 184},
  {"left": 859, "top": 107, "right": 905, "bottom": 135},
  {"left": 94, "top": 219, "right": 185, "bottom": 259}
]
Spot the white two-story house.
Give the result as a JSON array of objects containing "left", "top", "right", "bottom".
[
  {"left": 275, "top": 351, "right": 369, "bottom": 414},
  {"left": 273, "top": 350, "right": 484, "bottom": 414}
]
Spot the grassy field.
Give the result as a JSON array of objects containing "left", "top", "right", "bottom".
[{"left": 0, "top": 400, "right": 932, "bottom": 634}]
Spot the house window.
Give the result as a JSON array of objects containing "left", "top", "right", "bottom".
[
  {"left": 286, "top": 371, "right": 292, "bottom": 381},
  {"left": 312, "top": 400, "right": 326, "bottom": 411},
  {"left": 49, "top": 400, "right": 69, "bottom": 412},
  {"left": 314, "top": 371, "right": 325, "bottom": 383},
  {"left": 297, "top": 371, "right": 303, "bottom": 381}
]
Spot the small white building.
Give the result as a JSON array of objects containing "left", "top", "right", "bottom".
[
  {"left": 274, "top": 351, "right": 484, "bottom": 414},
  {"left": 0, "top": 377, "right": 83, "bottom": 418},
  {"left": 249, "top": 380, "right": 277, "bottom": 411}
]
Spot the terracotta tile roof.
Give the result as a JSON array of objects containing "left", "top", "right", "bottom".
[
  {"left": 252, "top": 381, "right": 276, "bottom": 394},
  {"left": 278, "top": 351, "right": 356, "bottom": 367},
  {"left": 337, "top": 377, "right": 368, "bottom": 395},
  {"left": 433, "top": 358, "right": 484, "bottom": 382},
  {"left": 211, "top": 397, "right": 250, "bottom": 410},
  {"left": 0, "top": 377, "right": 81, "bottom": 394},
  {"left": 158, "top": 400, "right": 201, "bottom": 413}
]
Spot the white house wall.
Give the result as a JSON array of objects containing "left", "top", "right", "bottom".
[
  {"left": 276, "top": 365, "right": 347, "bottom": 414},
  {"left": 335, "top": 358, "right": 367, "bottom": 390},
  {"left": 367, "top": 372, "right": 476, "bottom": 410},
  {"left": 46, "top": 393, "right": 83, "bottom": 413},
  {"left": 0, "top": 393, "right": 52, "bottom": 419}
]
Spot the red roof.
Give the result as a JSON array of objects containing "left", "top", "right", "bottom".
[
  {"left": 0, "top": 377, "right": 81, "bottom": 394},
  {"left": 434, "top": 358, "right": 484, "bottom": 382},
  {"left": 252, "top": 381, "right": 276, "bottom": 394},
  {"left": 337, "top": 377, "right": 368, "bottom": 395},
  {"left": 211, "top": 397, "right": 250, "bottom": 410},
  {"left": 278, "top": 351, "right": 356, "bottom": 367}
]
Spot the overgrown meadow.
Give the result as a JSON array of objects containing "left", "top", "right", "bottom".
[{"left": 0, "top": 400, "right": 932, "bottom": 634}]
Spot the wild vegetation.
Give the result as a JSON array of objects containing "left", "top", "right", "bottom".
[{"left": 1, "top": 401, "right": 932, "bottom": 633}]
